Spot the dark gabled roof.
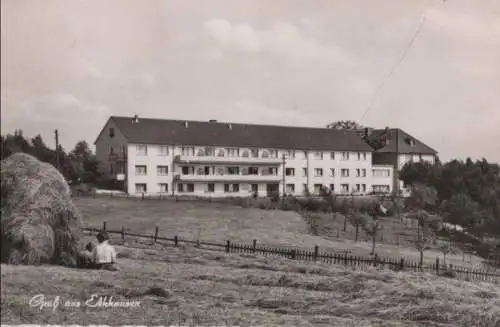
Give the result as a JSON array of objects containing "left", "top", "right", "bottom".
[
  {"left": 101, "top": 116, "right": 373, "bottom": 152},
  {"left": 365, "top": 128, "right": 438, "bottom": 154}
]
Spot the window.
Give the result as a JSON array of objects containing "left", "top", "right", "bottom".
[
  {"left": 314, "top": 168, "right": 323, "bottom": 177},
  {"left": 262, "top": 167, "right": 277, "bottom": 176},
  {"left": 158, "top": 145, "right": 169, "bottom": 156},
  {"left": 250, "top": 149, "right": 259, "bottom": 158},
  {"left": 357, "top": 153, "right": 362, "bottom": 161},
  {"left": 261, "top": 150, "right": 269, "bottom": 158},
  {"left": 181, "top": 146, "right": 195, "bottom": 156},
  {"left": 136, "top": 144, "right": 147, "bottom": 156},
  {"left": 363, "top": 152, "right": 367, "bottom": 160},
  {"left": 362, "top": 184, "right": 366, "bottom": 193},
  {"left": 109, "top": 146, "right": 115, "bottom": 155},
  {"left": 197, "top": 149, "right": 205, "bottom": 156},
  {"left": 215, "top": 167, "right": 225, "bottom": 175},
  {"left": 313, "top": 151, "right": 323, "bottom": 160},
  {"left": 269, "top": 150, "right": 278, "bottom": 158},
  {"left": 178, "top": 183, "right": 194, "bottom": 193},
  {"left": 362, "top": 169, "right": 367, "bottom": 177},
  {"left": 207, "top": 183, "right": 215, "bottom": 193},
  {"left": 356, "top": 169, "right": 361, "bottom": 177},
  {"left": 329, "top": 184, "right": 335, "bottom": 192},
  {"left": 224, "top": 184, "right": 239, "bottom": 193},
  {"left": 204, "top": 147, "right": 215, "bottom": 156},
  {"left": 227, "top": 167, "right": 240, "bottom": 175},
  {"left": 330, "top": 152, "right": 336, "bottom": 160},
  {"left": 302, "top": 168, "right": 308, "bottom": 177},
  {"left": 341, "top": 169, "right": 349, "bottom": 177},
  {"left": 217, "top": 149, "right": 225, "bottom": 157},
  {"left": 373, "top": 169, "right": 391, "bottom": 177},
  {"left": 313, "top": 184, "right": 322, "bottom": 194},
  {"left": 286, "top": 184, "right": 295, "bottom": 193},
  {"left": 330, "top": 168, "right": 335, "bottom": 177},
  {"left": 135, "top": 165, "right": 147, "bottom": 175},
  {"left": 373, "top": 185, "right": 390, "bottom": 193},
  {"left": 251, "top": 184, "right": 258, "bottom": 193},
  {"left": 285, "top": 168, "right": 295, "bottom": 176},
  {"left": 341, "top": 184, "right": 349, "bottom": 193},
  {"left": 242, "top": 150, "right": 249, "bottom": 157},
  {"left": 109, "top": 128, "right": 115, "bottom": 137},
  {"left": 135, "top": 183, "right": 147, "bottom": 193},
  {"left": 226, "top": 148, "right": 239, "bottom": 157},
  {"left": 341, "top": 152, "right": 349, "bottom": 160},
  {"left": 158, "top": 183, "right": 168, "bottom": 193},
  {"left": 157, "top": 165, "right": 168, "bottom": 176},
  {"left": 355, "top": 184, "right": 361, "bottom": 192},
  {"left": 182, "top": 166, "right": 194, "bottom": 175},
  {"left": 285, "top": 150, "right": 295, "bottom": 159},
  {"left": 248, "top": 167, "right": 259, "bottom": 175}
]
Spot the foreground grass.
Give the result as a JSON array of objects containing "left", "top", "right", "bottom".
[
  {"left": 74, "top": 197, "right": 488, "bottom": 269},
  {"left": 2, "top": 244, "right": 499, "bottom": 326}
]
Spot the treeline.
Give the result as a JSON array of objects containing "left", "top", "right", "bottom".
[
  {"left": 0, "top": 130, "right": 101, "bottom": 185},
  {"left": 400, "top": 159, "right": 500, "bottom": 238}
]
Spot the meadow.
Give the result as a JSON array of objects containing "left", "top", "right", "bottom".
[
  {"left": 74, "top": 197, "right": 489, "bottom": 268},
  {"left": 1, "top": 243, "right": 499, "bottom": 326}
]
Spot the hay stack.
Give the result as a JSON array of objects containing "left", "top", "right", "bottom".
[{"left": 1, "top": 153, "right": 83, "bottom": 267}]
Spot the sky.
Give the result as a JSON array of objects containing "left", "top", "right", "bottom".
[{"left": 1, "top": 0, "right": 499, "bottom": 163}]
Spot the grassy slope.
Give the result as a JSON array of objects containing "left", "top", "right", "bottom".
[
  {"left": 74, "top": 197, "right": 488, "bottom": 268},
  {"left": 2, "top": 245, "right": 499, "bottom": 326}
]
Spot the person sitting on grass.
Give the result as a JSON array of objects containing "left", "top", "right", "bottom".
[{"left": 92, "top": 231, "right": 118, "bottom": 271}]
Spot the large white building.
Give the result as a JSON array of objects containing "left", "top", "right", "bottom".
[{"left": 94, "top": 115, "right": 400, "bottom": 197}]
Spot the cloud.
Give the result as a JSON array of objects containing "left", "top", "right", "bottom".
[
  {"left": 204, "top": 19, "right": 352, "bottom": 66},
  {"left": 16, "top": 92, "right": 110, "bottom": 123}
]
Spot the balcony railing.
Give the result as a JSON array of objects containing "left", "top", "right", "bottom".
[
  {"left": 176, "top": 173, "right": 280, "bottom": 182},
  {"left": 174, "top": 155, "right": 281, "bottom": 165}
]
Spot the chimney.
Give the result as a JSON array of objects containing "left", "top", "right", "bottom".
[
  {"left": 184, "top": 121, "right": 189, "bottom": 128},
  {"left": 133, "top": 115, "right": 139, "bottom": 123},
  {"left": 209, "top": 119, "right": 217, "bottom": 123}
]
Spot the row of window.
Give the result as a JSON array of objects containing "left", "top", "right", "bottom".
[
  {"left": 134, "top": 165, "right": 390, "bottom": 178},
  {"left": 132, "top": 144, "right": 369, "bottom": 161},
  {"left": 134, "top": 183, "right": 391, "bottom": 194}
]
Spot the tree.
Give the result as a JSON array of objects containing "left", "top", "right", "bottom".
[
  {"left": 440, "top": 193, "right": 479, "bottom": 229},
  {"left": 362, "top": 203, "right": 383, "bottom": 254},
  {"left": 326, "top": 120, "right": 364, "bottom": 130},
  {"left": 438, "top": 242, "right": 453, "bottom": 266},
  {"left": 406, "top": 210, "right": 443, "bottom": 266}
]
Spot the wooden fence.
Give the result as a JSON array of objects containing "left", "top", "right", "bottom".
[{"left": 85, "top": 222, "right": 500, "bottom": 284}]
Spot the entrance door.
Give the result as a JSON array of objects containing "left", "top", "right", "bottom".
[{"left": 266, "top": 183, "right": 279, "bottom": 197}]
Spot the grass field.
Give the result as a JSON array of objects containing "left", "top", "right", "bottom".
[
  {"left": 73, "top": 197, "right": 489, "bottom": 269},
  {"left": 2, "top": 244, "right": 499, "bottom": 326}
]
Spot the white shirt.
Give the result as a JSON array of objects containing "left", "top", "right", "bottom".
[{"left": 93, "top": 241, "right": 117, "bottom": 264}]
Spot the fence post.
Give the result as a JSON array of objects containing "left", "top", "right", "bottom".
[
  {"left": 226, "top": 240, "right": 230, "bottom": 253},
  {"left": 314, "top": 245, "right": 319, "bottom": 262},
  {"left": 121, "top": 225, "right": 125, "bottom": 241},
  {"left": 154, "top": 226, "right": 159, "bottom": 243},
  {"left": 373, "top": 254, "right": 378, "bottom": 267},
  {"left": 253, "top": 239, "right": 257, "bottom": 253},
  {"left": 102, "top": 221, "right": 107, "bottom": 232},
  {"left": 174, "top": 235, "right": 178, "bottom": 247},
  {"left": 400, "top": 258, "right": 404, "bottom": 270},
  {"left": 436, "top": 257, "right": 440, "bottom": 274},
  {"left": 291, "top": 249, "right": 296, "bottom": 260},
  {"left": 142, "top": 192, "right": 145, "bottom": 200}
]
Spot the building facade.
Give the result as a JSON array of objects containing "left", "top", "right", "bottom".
[
  {"left": 364, "top": 128, "right": 438, "bottom": 195},
  {"left": 95, "top": 116, "right": 396, "bottom": 197}
]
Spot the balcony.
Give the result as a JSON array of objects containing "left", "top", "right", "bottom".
[
  {"left": 174, "top": 155, "right": 281, "bottom": 166},
  {"left": 176, "top": 173, "right": 280, "bottom": 183}
]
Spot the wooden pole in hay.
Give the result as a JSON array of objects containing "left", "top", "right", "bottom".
[
  {"left": 121, "top": 225, "right": 125, "bottom": 241},
  {"left": 102, "top": 221, "right": 107, "bottom": 231},
  {"left": 174, "top": 235, "right": 178, "bottom": 247},
  {"left": 400, "top": 258, "right": 404, "bottom": 270},
  {"left": 226, "top": 240, "right": 230, "bottom": 253},
  {"left": 253, "top": 239, "right": 257, "bottom": 253},
  {"left": 314, "top": 245, "right": 319, "bottom": 261},
  {"left": 436, "top": 257, "right": 440, "bottom": 274},
  {"left": 154, "top": 226, "right": 159, "bottom": 243}
]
